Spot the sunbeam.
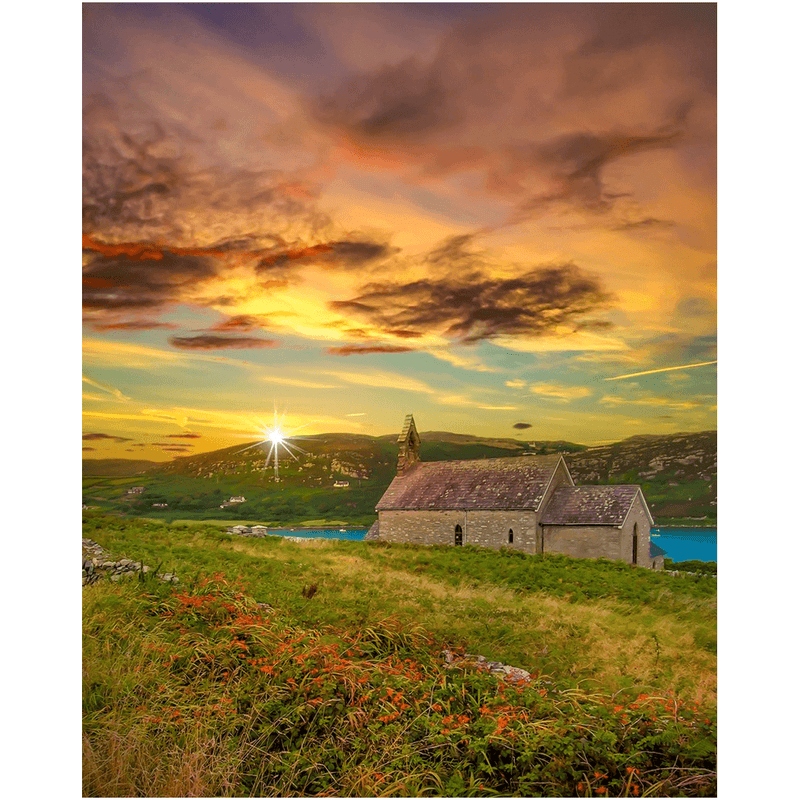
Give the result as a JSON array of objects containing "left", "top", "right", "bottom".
[{"left": 252, "top": 408, "right": 310, "bottom": 481}]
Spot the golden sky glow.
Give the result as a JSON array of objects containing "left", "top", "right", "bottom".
[{"left": 82, "top": 3, "right": 716, "bottom": 460}]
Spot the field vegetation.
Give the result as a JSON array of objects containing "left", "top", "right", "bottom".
[{"left": 83, "top": 514, "right": 716, "bottom": 796}]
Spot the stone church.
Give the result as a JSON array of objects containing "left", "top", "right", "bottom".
[{"left": 369, "top": 415, "right": 664, "bottom": 569}]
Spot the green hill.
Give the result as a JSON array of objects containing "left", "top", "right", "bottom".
[
  {"left": 82, "top": 458, "right": 161, "bottom": 477},
  {"left": 82, "top": 430, "right": 715, "bottom": 526}
]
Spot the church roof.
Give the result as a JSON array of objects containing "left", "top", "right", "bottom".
[
  {"left": 376, "top": 455, "right": 567, "bottom": 511},
  {"left": 540, "top": 485, "right": 648, "bottom": 526}
]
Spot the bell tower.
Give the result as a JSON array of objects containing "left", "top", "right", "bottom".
[{"left": 397, "top": 414, "right": 421, "bottom": 474}]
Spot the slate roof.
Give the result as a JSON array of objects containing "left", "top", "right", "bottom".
[
  {"left": 539, "top": 485, "right": 644, "bottom": 526},
  {"left": 649, "top": 541, "right": 667, "bottom": 558},
  {"left": 375, "top": 455, "right": 566, "bottom": 511}
]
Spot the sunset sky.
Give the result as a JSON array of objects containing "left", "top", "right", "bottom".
[{"left": 82, "top": 2, "right": 717, "bottom": 461}]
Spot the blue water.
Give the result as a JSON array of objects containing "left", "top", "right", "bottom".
[
  {"left": 651, "top": 527, "right": 717, "bottom": 563},
  {"left": 266, "top": 528, "right": 367, "bottom": 541},
  {"left": 266, "top": 526, "right": 717, "bottom": 563}
]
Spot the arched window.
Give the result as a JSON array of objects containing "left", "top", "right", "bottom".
[
  {"left": 632, "top": 523, "right": 638, "bottom": 565},
  {"left": 454, "top": 524, "right": 463, "bottom": 546},
  {"left": 508, "top": 529, "right": 514, "bottom": 544}
]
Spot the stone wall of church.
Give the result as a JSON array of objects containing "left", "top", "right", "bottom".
[
  {"left": 378, "top": 509, "right": 541, "bottom": 553},
  {"left": 541, "top": 525, "right": 623, "bottom": 561}
]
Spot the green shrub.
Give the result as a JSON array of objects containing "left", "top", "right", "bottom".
[{"left": 665, "top": 559, "right": 717, "bottom": 575}]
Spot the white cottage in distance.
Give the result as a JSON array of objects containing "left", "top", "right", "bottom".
[{"left": 369, "top": 415, "right": 663, "bottom": 569}]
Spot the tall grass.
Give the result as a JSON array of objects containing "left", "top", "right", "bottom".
[
  {"left": 84, "top": 573, "right": 715, "bottom": 797},
  {"left": 83, "top": 514, "right": 716, "bottom": 796}
]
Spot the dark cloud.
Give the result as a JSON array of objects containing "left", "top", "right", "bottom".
[
  {"left": 165, "top": 433, "right": 202, "bottom": 439},
  {"left": 82, "top": 102, "right": 179, "bottom": 238},
  {"left": 83, "top": 95, "right": 330, "bottom": 244},
  {"left": 509, "top": 117, "right": 687, "bottom": 217},
  {"left": 168, "top": 334, "right": 280, "bottom": 350},
  {"left": 612, "top": 217, "right": 676, "bottom": 232},
  {"left": 153, "top": 443, "right": 193, "bottom": 452},
  {"left": 83, "top": 432, "right": 133, "bottom": 442},
  {"left": 314, "top": 4, "right": 711, "bottom": 226},
  {"left": 208, "top": 314, "right": 270, "bottom": 333},
  {"left": 512, "top": 422, "right": 532, "bottom": 430},
  {"left": 386, "top": 329, "right": 424, "bottom": 339},
  {"left": 342, "top": 327, "right": 370, "bottom": 339},
  {"left": 83, "top": 241, "right": 218, "bottom": 312},
  {"left": 90, "top": 319, "right": 179, "bottom": 331},
  {"left": 560, "top": 3, "right": 716, "bottom": 98},
  {"left": 425, "top": 233, "right": 486, "bottom": 270},
  {"left": 256, "top": 238, "right": 397, "bottom": 275},
  {"left": 315, "top": 57, "right": 452, "bottom": 139},
  {"left": 331, "top": 261, "right": 612, "bottom": 344},
  {"left": 327, "top": 344, "right": 416, "bottom": 356},
  {"left": 199, "top": 294, "right": 251, "bottom": 308},
  {"left": 83, "top": 447, "right": 96, "bottom": 451},
  {"left": 574, "top": 319, "right": 614, "bottom": 332}
]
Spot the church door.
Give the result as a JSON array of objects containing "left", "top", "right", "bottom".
[
  {"left": 455, "top": 524, "right": 463, "bottom": 546},
  {"left": 632, "top": 523, "right": 638, "bottom": 565}
]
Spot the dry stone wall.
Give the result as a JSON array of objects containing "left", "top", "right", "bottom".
[{"left": 82, "top": 538, "right": 179, "bottom": 585}]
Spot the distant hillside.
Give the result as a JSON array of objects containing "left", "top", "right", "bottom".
[
  {"left": 82, "top": 430, "right": 715, "bottom": 525},
  {"left": 82, "top": 459, "right": 161, "bottom": 477},
  {"left": 563, "top": 431, "right": 716, "bottom": 523},
  {"left": 145, "top": 431, "right": 586, "bottom": 484}
]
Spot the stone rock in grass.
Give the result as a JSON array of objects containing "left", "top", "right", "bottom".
[{"left": 503, "top": 666, "right": 532, "bottom": 683}]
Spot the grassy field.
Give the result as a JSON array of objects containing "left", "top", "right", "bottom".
[{"left": 83, "top": 514, "right": 716, "bottom": 797}]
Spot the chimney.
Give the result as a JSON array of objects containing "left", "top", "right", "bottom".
[{"left": 397, "top": 414, "right": 421, "bottom": 474}]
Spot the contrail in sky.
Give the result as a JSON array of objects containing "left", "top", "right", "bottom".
[
  {"left": 82, "top": 374, "right": 132, "bottom": 401},
  {"left": 605, "top": 360, "right": 717, "bottom": 381}
]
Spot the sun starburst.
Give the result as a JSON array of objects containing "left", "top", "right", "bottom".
[{"left": 232, "top": 407, "right": 310, "bottom": 481}]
